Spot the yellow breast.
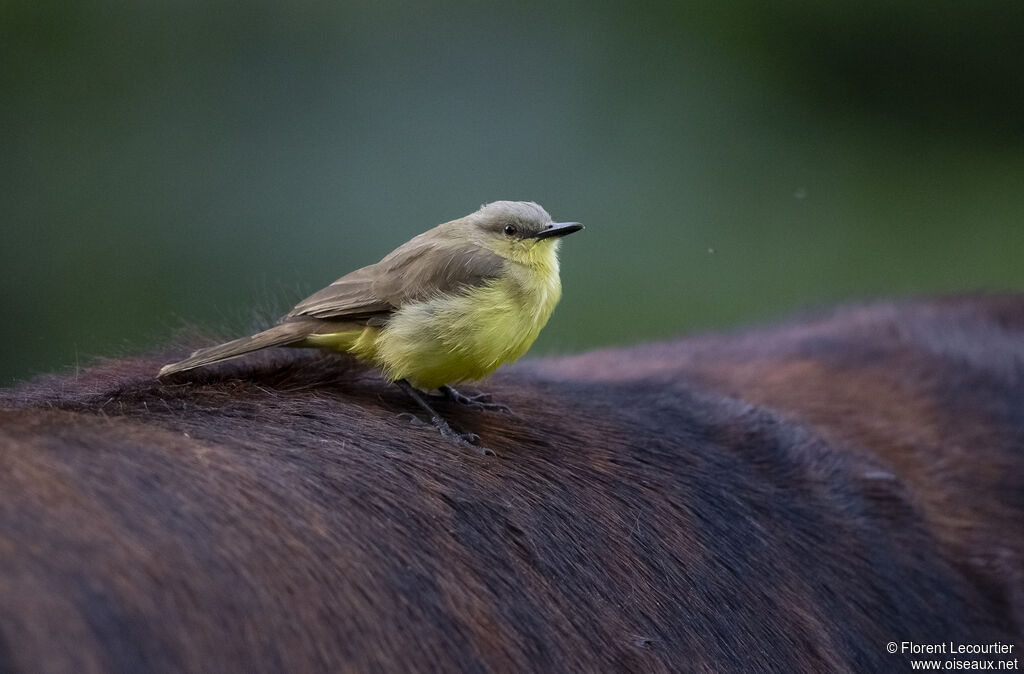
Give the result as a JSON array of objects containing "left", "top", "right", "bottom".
[{"left": 367, "top": 264, "right": 561, "bottom": 390}]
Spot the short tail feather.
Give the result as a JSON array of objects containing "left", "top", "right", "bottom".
[{"left": 158, "top": 323, "right": 312, "bottom": 377}]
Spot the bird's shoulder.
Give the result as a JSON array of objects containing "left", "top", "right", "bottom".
[{"left": 286, "top": 233, "right": 506, "bottom": 321}]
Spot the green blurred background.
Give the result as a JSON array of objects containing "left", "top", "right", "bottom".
[{"left": 3, "top": 1, "right": 1023, "bottom": 384}]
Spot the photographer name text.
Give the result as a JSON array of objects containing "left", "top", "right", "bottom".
[{"left": 900, "top": 643, "right": 1016, "bottom": 656}]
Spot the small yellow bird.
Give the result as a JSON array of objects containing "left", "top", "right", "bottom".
[{"left": 159, "top": 201, "right": 583, "bottom": 450}]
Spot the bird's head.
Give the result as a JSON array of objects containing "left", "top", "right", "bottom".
[{"left": 463, "top": 201, "right": 583, "bottom": 267}]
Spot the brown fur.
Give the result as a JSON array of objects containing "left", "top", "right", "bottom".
[{"left": 0, "top": 294, "right": 1021, "bottom": 672}]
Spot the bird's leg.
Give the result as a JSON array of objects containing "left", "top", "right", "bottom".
[
  {"left": 395, "top": 380, "right": 494, "bottom": 455},
  {"left": 437, "top": 385, "right": 512, "bottom": 414}
]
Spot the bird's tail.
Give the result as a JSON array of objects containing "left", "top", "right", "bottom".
[{"left": 158, "top": 322, "right": 313, "bottom": 377}]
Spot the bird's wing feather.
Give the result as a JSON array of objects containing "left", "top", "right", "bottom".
[
  {"left": 285, "top": 264, "right": 390, "bottom": 320},
  {"left": 286, "top": 239, "right": 506, "bottom": 321}
]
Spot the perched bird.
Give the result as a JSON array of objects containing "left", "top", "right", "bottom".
[{"left": 158, "top": 201, "right": 583, "bottom": 451}]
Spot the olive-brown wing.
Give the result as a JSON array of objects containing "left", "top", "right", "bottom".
[{"left": 285, "top": 240, "right": 506, "bottom": 323}]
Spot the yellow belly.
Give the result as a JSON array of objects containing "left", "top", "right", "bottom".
[{"left": 304, "top": 275, "right": 561, "bottom": 390}]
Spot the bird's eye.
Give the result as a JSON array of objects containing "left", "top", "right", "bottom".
[{"left": 503, "top": 224, "right": 518, "bottom": 237}]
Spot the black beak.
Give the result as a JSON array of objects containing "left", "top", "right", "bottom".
[{"left": 532, "top": 222, "right": 584, "bottom": 240}]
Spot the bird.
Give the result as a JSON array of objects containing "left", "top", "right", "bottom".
[{"left": 158, "top": 201, "right": 583, "bottom": 452}]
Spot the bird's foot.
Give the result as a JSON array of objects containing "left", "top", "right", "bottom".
[
  {"left": 438, "top": 385, "right": 513, "bottom": 414},
  {"left": 397, "top": 412, "right": 426, "bottom": 427},
  {"left": 395, "top": 409, "right": 491, "bottom": 450},
  {"left": 394, "top": 381, "right": 495, "bottom": 456},
  {"left": 431, "top": 415, "right": 493, "bottom": 455}
]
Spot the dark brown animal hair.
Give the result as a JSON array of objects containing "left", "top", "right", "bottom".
[{"left": 0, "top": 295, "right": 1021, "bottom": 673}]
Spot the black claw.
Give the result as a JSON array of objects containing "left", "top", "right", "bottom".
[
  {"left": 434, "top": 418, "right": 495, "bottom": 456},
  {"left": 395, "top": 379, "right": 494, "bottom": 455},
  {"left": 396, "top": 412, "right": 426, "bottom": 427},
  {"left": 439, "top": 385, "right": 513, "bottom": 415}
]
